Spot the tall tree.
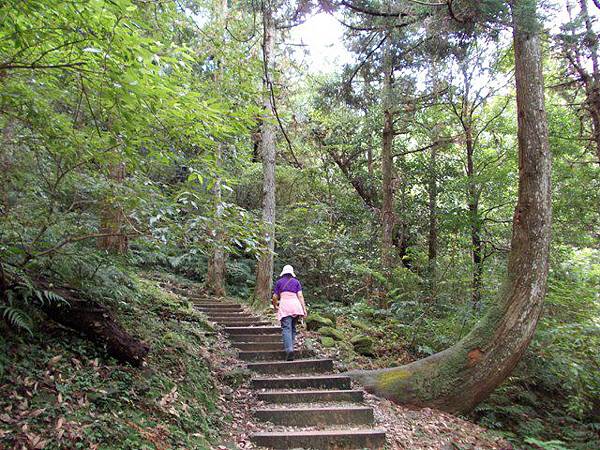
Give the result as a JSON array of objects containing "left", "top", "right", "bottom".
[
  {"left": 427, "top": 127, "right": 442, "bottom": 295},
  {"left": 380, "top": 30, "right": 396, "bottom": 273},
  {"left": 206, "top": 0, "right": 229, "bottom": 297},
  {"left": 338, "top": 1, "right": 422, "bottom": 274},
  {"left": 253, "top": 0, "right": 278, "bottom": 304},
  {"left": 446, "top": 41, "right": 510, "bottom": 308},
  {"left": 458, "top": 58, "right": 484, "bottom": 308},
  {"left": 349, "top": 0, "right": 552, "bottom": 413}
]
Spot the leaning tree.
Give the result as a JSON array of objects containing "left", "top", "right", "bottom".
[{"left": 348, "top": 0, "right": 552, "bottom": 414}]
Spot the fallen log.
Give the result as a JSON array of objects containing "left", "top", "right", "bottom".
[{"left": 41, "top": 290, "right": 149, "bottom": 366}]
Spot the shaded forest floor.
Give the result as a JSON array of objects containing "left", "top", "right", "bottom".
[{"left": 0, "top": 271, "right": 580, "bottom": 449}]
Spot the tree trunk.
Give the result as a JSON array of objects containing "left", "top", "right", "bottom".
[
  {"left": 98, "top": 162, "right": 128, "bottom": 254},
  {"left": 460, "top": 61, "right": 484, "bottom": 309},
  {"left": 393, "top": 179, "right": 412, "bottom": 270},
  {"left": 253, "top": 3, "right": 277, "bottom": 305},
  {"left": 43, "top": 295, "right": 149, "bottom": 366},
  {"left": 367, "top": 142, "right": 374, "bottom": 177},
  {"left": 206, "top": 0, "right": 229, "bottom": 297},
  {"left": 362, "top": 69, "right": 375, "bottom": 178},
  {"left": 465, "top": 121, "right": 483, "bottom": 308},
  {"left": 381, "top": 33, "right": 395, "bottom": 273},
  {"left": 1, "top": 120, "right": 16, "bottom": 213},
  {"left": 427, "top": 140, "right": 438, "bottom": 297},
  {"left": 206, "top": 146, "right": 227, "bottom": 296},
  {"left": 349, "top": 0, "right": 552, "bottom": 414}
]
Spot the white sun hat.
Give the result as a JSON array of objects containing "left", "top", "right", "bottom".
[{"left": 280, "top": 265, "right": 296, "bottom": 277}]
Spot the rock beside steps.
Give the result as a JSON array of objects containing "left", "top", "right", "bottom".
[{"left": 198, "top": 299, "right": 386, "bottom": 449}]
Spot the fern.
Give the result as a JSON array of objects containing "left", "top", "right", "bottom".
[
  {"left": 524, "top": 437, "right": 570, "bottom": 450},
  {"left": 0, "top": 304, "right": 32, "bottom": 335},
  {"left": 41, "top": 289, "right": 67, "bottom": 306},
  {"left": 0, "top": 286, "right": 67, "bottom": 335}
]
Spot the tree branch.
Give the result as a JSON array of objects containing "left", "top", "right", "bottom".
[
  {"left": 0, "top": 62, "right": 86, "bottom": 71},
  {"left": 393, "top": 137, "right": 455, "bottom": 157},
  {"left": 27, "top": 232, "right": 137, "bottom": 262},
  {"left": 339, "top": 1, "right": 411, "bottom": 18}
]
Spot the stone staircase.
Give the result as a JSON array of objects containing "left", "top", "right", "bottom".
[{"left": 196, "top": 298, "right": 387, "bottom": 449}]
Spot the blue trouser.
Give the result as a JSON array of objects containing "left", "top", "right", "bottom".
[{"left": 280, "top": 315, "right": 298, "bottom": 354}]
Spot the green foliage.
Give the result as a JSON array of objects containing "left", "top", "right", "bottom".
[
  {"left": 0, "top": 304, "right": 32, "bottom": 335},
  {"left": 1, "top": 285, "right": 67, "bottom": 334},
  {"left": 0, "top": 0, "right": 261, "bottom": 308},
  {"left": 524, "top": 438, "right": 570, "bottom": 450},
  {"left": 472, "top": 249, "right": 600, "bottom": 449},
  {"left": 1, "top": 0, "right": 599, "bottom": 448},
  {"left": 0, "top": 272, "right": 220, "bottom": 448}
]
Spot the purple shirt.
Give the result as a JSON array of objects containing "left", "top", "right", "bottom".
[{"left": 273, "top": 275, "right": 302, "bottom": 296}]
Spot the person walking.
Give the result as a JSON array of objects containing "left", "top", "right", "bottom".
[{"left": 272, "top": 265, "right": 307, "bottom": 361}]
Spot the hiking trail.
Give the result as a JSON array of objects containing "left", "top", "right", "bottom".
[{"left": 196, "top": 296, "right": 387, "bottom": 449}]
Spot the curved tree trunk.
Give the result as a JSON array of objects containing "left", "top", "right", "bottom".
[
  {"left": 349, "top": 0, "right": 552, "bottom": 414},
  {"left": 253, "top": 2, "right": 277, "bottom": 305}
]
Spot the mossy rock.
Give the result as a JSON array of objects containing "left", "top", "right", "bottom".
[
  {"left": 317, "top": 326, "right": 345, "bottom": 341},
  {"left": 319, "top": 311, "right": 337, "bottom": 325},
  {"left": 320, "top": 336, "right": 336, "bottom": 348},
  {"left": 351, "top": 334, "right": 374, "bottom": 356},
  {"left": 350, "top": 319, "right": 371, "bottom": 332},
  {"left": 306, "top": 313, "right": 334, "bottom": 331}
]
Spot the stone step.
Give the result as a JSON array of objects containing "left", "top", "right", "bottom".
[
  {"left": 252, "top": 375, "right": 351, "bottom": 390},
  {"left": 232, "top": 342, "right": 283, "bottom": 351},
  {"left": 247, "top": 358, "right": 333, "bottom": 375},
  {"left": 205, "top": 314, "right": 258, "bottom": 319},
  {"left": 250, "top": 429, "right": 386, "bottom": 449},
  {"left": 256, "top": 389, "right": 364, "bottom": 404},
  {"left": 196, "top": 303, "right": 240, "bottom": 308},
  {"left": 238, "top": 350, "right": 312, "bottom": 361},
  {"left": 195, "top": 299, "right": 238, "bottom": 304},
  {"left": 196, "top": 304, "right": 243, "bottom": 310},
  {"left": 254, "top": 406, "right": 374, "bottom": 426},
  {"left": 207, "top": 317, "right": 260, "bottom": 323},
  {"left": 217, "top": 321, "right": 272, "bottom": 327},
  {"left": 228, "top": 334, "right": 281, "bottom": 343},
  {"left": 209, "top": 316, "right": 266, "bottom": 321},
  {"left": 224, "top": 326, "right": 280, "bottom": 335},
  {"left": 213, "top": 318, "right": 269, "bottom": 323}
]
